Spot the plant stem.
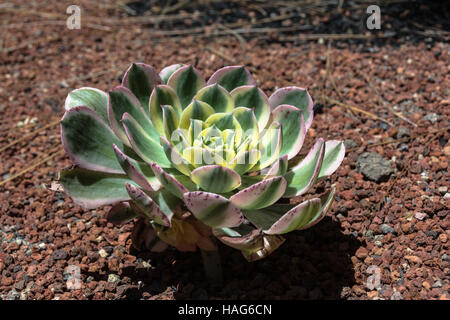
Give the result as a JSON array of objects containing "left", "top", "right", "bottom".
[{"left": 201, "top": 246, "right": 223, "bottom": 285}]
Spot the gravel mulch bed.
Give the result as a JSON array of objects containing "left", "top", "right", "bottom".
[{"left": 0, "top": 1, "right": 449, "bottom": 300}]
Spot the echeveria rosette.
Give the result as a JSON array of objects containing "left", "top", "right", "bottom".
[{"left": 59, "top": 63, "right": 345, "bottom": 261}]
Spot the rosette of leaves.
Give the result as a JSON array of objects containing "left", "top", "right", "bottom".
[{"left": 59, "top": 63, "right": 345, "bottom": 269}]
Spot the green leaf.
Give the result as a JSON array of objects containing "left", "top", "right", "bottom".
[
  {"left": 207, "top": 66, "right": 256, "bottom": 92},
  {"left": 271, "top": 104, "right": 306, "bottom": 159},
  {"left": 113, "top": 144, "right": 162, "bottom": 192},
  {"left": 182, "top": 147, "right": 226, "bottom": 167},
  {"left": 126, "top": 183, "right": 172, "bottom": 226},
  {"left": 250, "top": 121, "right": 282, "bottom": 171},
  {"left": 149, "top": 163, "right": 189, "bottom": 199},
  {"left": 121, "top": 113, "right": 171, "bottom": 168},
  {"left": 59, "top": 168, "right": 134, "bottom": 209},
  {"left": 204, "top": 113, "right": 243, "bottom": 145},
  {"left": 213, "top": 226, "right": 285, "bottom": 261},
  {"left": 167, "top": 65, "right": 205, "bottom": 108},
  {"left": 227, "top": 149, "right": 260, "bottom": 174},
  {"left": 65, "top": 87, "right": 108, "bottom": 123},
  {"left": 122, "top": 63, "right": 162, "bottom": 109},
  {"left": 249, "top": 198, "right": 322, "bottom": 235},
  {"left": 230, "top": 176, "right": 287, "bottom": 210},
  {"left": 159, "top": 64, "right": 185, "bottom": 84},
  {"left": 318, "top": 141, "right": 345, "bottom": 179},
  {"left": 193, "top": 84, "right": 234, "bottom": 113},
  {"left": 232, "top": 107, "right": 259, "bottom": 150},
  {"left": 190, "top": 165, "right": 241, "bottom": 193},
  {"left": 149, "top": 85, "right": 182, "bottom": 135},
  {"left": 283, "top": 139, "right": 325, "bottom": 197},
  {"left": 108, "top": 86, "right": 155, "bottom": 146},
  {"left": 183, "top": 191, "right": 244, "bottom": 228},
  {"left": 231, "top": 85, "right": 270, "bottom": 130},
  {"left": 159, "top": 136, "right": 192, "bottom": 175},
  {"left": 61, "top": 106, "right": 124, "bottom": 174},
  {"left": 179, "top": 100, "right": 215, "bottom": 130},
  {"left": 298, "top": 186, "right": 336, "bottom": 231},
  {"left": 268, "top": 87, "right": 314, "bottom": 130},
  {"left": 162, "top": 105, "right": 179, "bottom": 139},
  {"left": 263, "top": 155, "right": 288, "bottom": 178}
]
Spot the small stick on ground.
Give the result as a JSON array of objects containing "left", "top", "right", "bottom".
[
  {"left": 360, "top": 72, "right": 417, "bottom": 127},
  {"left": 0, "top": 149, "right": 64, "bottom": 186},
  {"left": 321, "top": 95, "right": 393, "bottom": 126},
  {"left": 0, "top": 119, "right": 59, "bottom": 153}
]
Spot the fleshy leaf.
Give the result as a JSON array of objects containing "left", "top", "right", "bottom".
[
  {"left": 108, "top": 86, "right": 155, "bottom": 146},
  {"left": 190, "top": 165, "right": 241, "bottom": 193},
  {"left": 230, "top": 176, "right": 287, "bottom": 210},
  {"left": 263, "top": 154, "right": 288, "bottom": 178},
  {"left": 159, "top": 136, "right": 192, "bottom": 175},
  {"left": 227, "top": 149, "right": 260, "bottom": 174},
  {"left": 318, "top": 140, "right": 345, "bottom": 179},
  {"left": 213, "top": 225, "right": 262, "bottom": 251},
  {"left": 149, "top": 85, "right": 182, "bottom": 135},
  {"left": 204, "top": 113, "right": 242, "bottom": 145},
  {"left": 207, "top": 66, "right": 256, "bottom": 92},
  {"left": 167, "top": 65, "right": 205, "bottom": 108},
  {"left": 183, "top": 191, "right": 244, "bottom": 228},
  {"left": 151, "top": 189, "right": 181, "bottom": 218},
  {"left": 59, "top": 168, "right": 134, "bottom": 209},
  {"left": 126, "top": 183, "right": 172, "bottom": 226},
  {"left": 193, "top": 84, "right": 234, "bottom": 113},
  {"left": 64, "top": 87, "right": 108, "bottom": 123},
  {"left": 150, "top": 162, "right": 189, "bottom": 199},
  {"left": 159, "top": 64, "right": 185, "bottom": 84},
  {"left": 261, "top": 198, "right": 322, "bottom": 235},
  {"left": 271, "top": 104, "right": 306, "bottom": 159},
  {"left": 250, "top": 121, "right": 282, "bottom": 171},
  {"left": 179, "top": 100, "right": 215, "bottom": 130},
  {"left": 283, "top": 139, "right": 325, "bottom": 197},
  {"left": 121, "top": 113, "right": 171, "bottom": 167},
  {"left": 232, "top": 107, "right": 259, "bottom": 150},
  {"left": 122, "top": 63, "right": 162, "bottom": 109},
  {"left": 230, "top": 85, "right": 270, "bottom": 130},
  {"left": 161, "top": 105, "right": 179, "bottom": 139},
  {"left": 61, "top": 106, "right": 124, "bottom": 174},
  {"left": 213, "top": 225, "right": 285, "bottom": 262},
  {"left": 113, "top": 144, "right": 161, "bottom": 192},
  {"left": 268, "top": 87, "right": 314, "bottom": 130},
  {"left": 298, "top": 186, "right": 336, "bottom": 230},
  {"left": 106, "top": 202, "right": 137, "bottom": 225},
  {"left": 182, "top": 147, "right": 225, "bottom": 167}
]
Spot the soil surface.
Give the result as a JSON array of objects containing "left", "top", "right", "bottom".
[{"left": 0, "top": 1, "right": 449, "bottom": 300}]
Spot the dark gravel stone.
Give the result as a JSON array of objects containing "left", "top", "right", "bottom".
[
  {"left": 4, "top": 255, "right": 14, "bottom": 266},
  {"left": 425, "top": 230, "right": 438, "bottom": 239},
  {"left": 14, "top": 280, "right": 25, "bottom": 291},
  {"left": 344, "top": 139, "right": 358, "bottom": 149},
  {"left": 51, "top": 249, "right": 68, "bottom": 260},
  {"left": 381, "top": 224, "right": 395, "bottom": 234},
  {"left": 356, "top": 152, "right": 394, "bottom": 182},
  {"left": 396, "top": 126, "right": 410, "bottom": 139}
]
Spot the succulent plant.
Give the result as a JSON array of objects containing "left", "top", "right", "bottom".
[{"left": 59, "top": 63, "right": 345, "bottom": 267}]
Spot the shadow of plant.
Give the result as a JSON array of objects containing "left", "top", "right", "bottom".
[{"left": 119, "top": 215, "right": 361, "bottom": 300}]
